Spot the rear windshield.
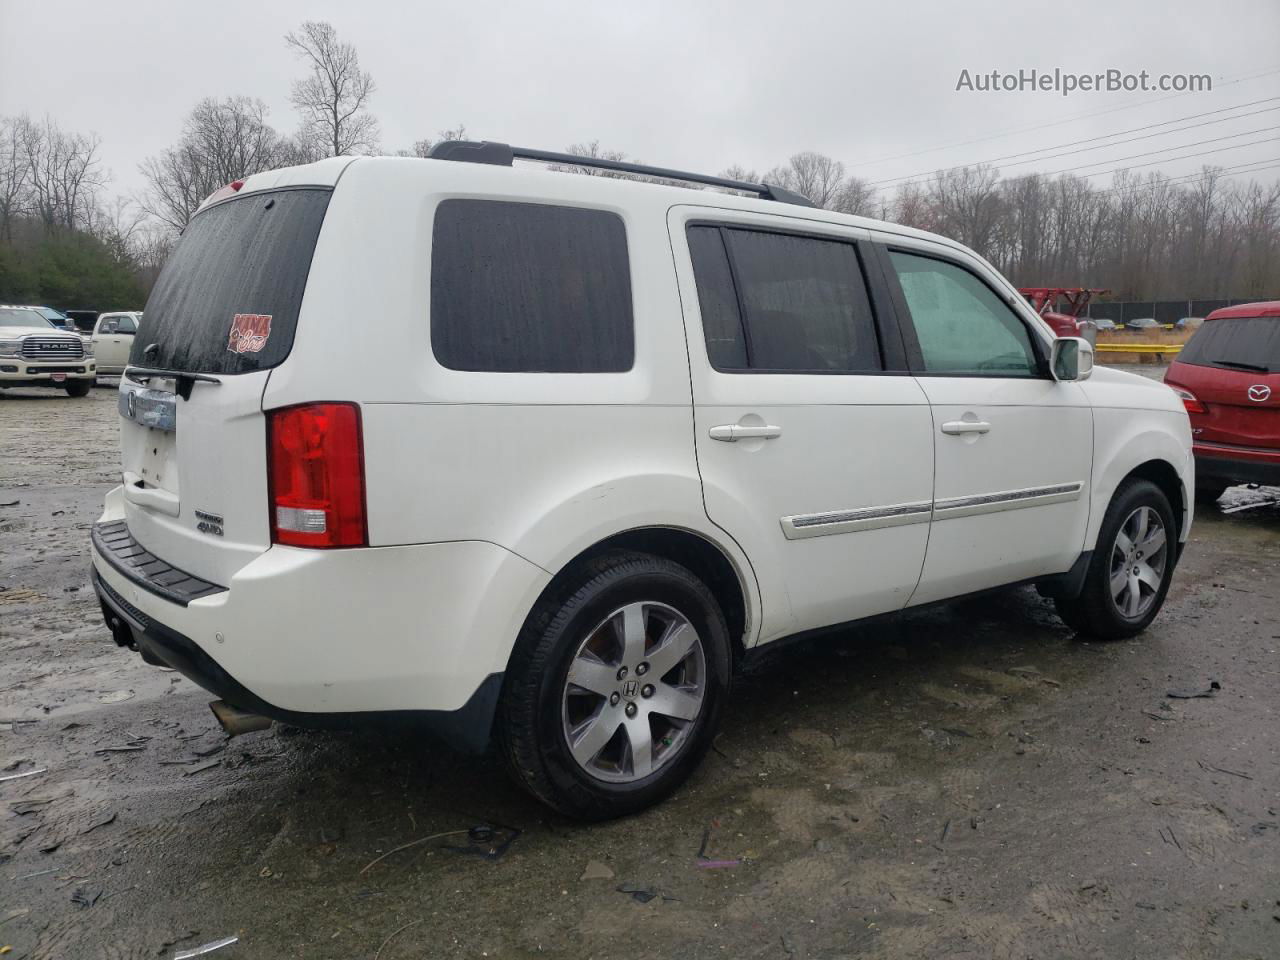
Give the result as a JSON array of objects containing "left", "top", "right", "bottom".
[
  {"left": 132, "top": 187, "right": 331, "bottom": 374},
  {"left": 1178, "top": 316, "right": 1280, "bottom": 373}
]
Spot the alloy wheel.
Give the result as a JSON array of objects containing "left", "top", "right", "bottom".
[
  {"left": 561, "top": 601, "right": 706, "bottom": 783},
  {"left": 1109, "top": 505, "right": 1168, "bottom": 620}
]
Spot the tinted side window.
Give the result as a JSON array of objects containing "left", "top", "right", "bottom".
[
  {"left": 431, "top": 200, "right": 634, "bottom": 373},
  {"left": 686, "top": 226, "right": 747, "bottom": 369},
  {"left": 687, "top": 226, "right": 882, "bottom": 373},
  {"left": 889, "top": 252, "right": 1039, "bottom": 377},
  {"left": 116, "top": 315, "right": 137, "bottom": 334}
]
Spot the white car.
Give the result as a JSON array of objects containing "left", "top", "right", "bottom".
[
  {"left": 90, "top": 144, "right": 1193, "bottom": 818},
  {"left": 91, "top": 311, "right": 143, "bottom": 377},
  {"left": 0, "top": 305, "right": 97, "bottom": 396}
]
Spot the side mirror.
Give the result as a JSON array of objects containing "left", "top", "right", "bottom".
[{"left": 1051, "top": 337, "right": 1094, "bottom": 382}]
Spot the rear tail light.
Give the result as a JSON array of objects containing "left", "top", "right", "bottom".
[
  {"left": 268, "top": 403, "right": 367, "bottom": 548},
  {"left": 1168, "top": 385, "right": 1207, "bottom": 415}
]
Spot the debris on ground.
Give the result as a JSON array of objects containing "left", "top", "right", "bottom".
[
  {"left": 442, "top": 823, "right": 521, "bottom": 861},
  {"left": 96, "top": 690, "right": 135, "bottom": 704},
  {"left": 359, "top": 829, "right": 473, "bottom": 875},
  {"left": 0, "top": 767, "right": 47, "bottom": 783},
  {"left": 580, "top": 859, "right": 615, "bottom": 880},
  {"left": 1167, "top": 681, "right": 1220, "bottom": 699},
  {"left": 1198, "top": 759, "right": 1252, "bottom": 780},
  {"left": 70, "top": 886, "right": 102, "bottom": 908},
  {"left": 695, "top": 817, "right": 742, "bottom": 868},
  {"left": 616, "top": 884, "right": 680, "bottom": 904},
  {"left": 174, "top": 935, "right": 239, "bottom": 959}
]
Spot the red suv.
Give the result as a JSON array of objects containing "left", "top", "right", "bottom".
[{"left": 1165, "top": 301, "right": 1279, "bottom": 501}]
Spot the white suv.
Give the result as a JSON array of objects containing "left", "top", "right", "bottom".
[{"left": 90, "top": 143, "right": 1193, "bottom": 818}]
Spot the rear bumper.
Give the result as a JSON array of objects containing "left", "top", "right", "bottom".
[
  {"left": 93, "top": 567, "right": 503, "bottom": 751},
  {"left": 1194, "top": 441, "right": 1280, "bottom": 487},
  {"left": 90, "top": 495, "right": 552, "bottom": 752}
]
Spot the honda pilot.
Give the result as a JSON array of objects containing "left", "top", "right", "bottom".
[{"left": 91, "top": 143, "right": 1194, "bottom": 819}]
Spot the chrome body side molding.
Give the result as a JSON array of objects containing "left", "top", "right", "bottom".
[
  {"left": 780, "top": 500, "right": 933, "bottom": 540},
  {"left": 780, "top": 482, "right": 1084, "bottom": 540}
]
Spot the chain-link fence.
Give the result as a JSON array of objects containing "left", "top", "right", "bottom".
[{"left": 1086, "top": 299, "right": 1278, "bottom": 324}]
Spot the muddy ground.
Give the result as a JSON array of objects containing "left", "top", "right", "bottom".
[{"left": 1, "top": 381, "right": 1278, "bottom": 960}]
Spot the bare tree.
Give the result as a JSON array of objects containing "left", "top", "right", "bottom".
[
  {"left": 785, "top": 152, "right": 847, "bottom": 208},
  {"left": 926, "top": 164, "right": 1003, "bottom": 252},
  {"left": 0, "top": 116, "right": 31, "bottom": 242},
  {"left": 139, "top": 96, "right": 294, "bottom": 231},
  {"left": 285, "top": 21, "right": 379, "bottom": 157},
  {"left": 22, "top": 116, "right": 106, "bottom": 232}
]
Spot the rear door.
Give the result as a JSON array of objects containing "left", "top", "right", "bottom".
[
  {"left": 1170, "top": 315, "right": 1280, "bottom": 448},
  {"left": 671, "top": 208, "right": 934, "bottom": 643},
  {"left": 875, "top": 240, "right": 1093, "bottom": 605},
  {"left": 118, "top": 186, "right": 332, "bottom": 587}
]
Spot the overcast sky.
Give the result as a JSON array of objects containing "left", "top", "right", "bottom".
[{"left": 2, "top": 0, "right": 1278, "bottom": 205}]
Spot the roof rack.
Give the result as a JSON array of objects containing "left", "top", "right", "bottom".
[{"left": 426, "top": 140, "right": 816, "bottom": 208}]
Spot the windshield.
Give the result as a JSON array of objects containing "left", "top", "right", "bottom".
[
  {"left": 1178, "top": 316, "right": 1279, "bottom": 373},
  {"left": 134, "top": 187, "right": 331, "bottom": 374},
  {"left": 37, "top": 307, "right": 68, "bottom": 321},
  {"left": 0, "top": 308, "right": 53, "bottom": 329}
]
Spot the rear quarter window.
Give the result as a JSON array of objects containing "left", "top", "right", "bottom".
[
  {"left": 133, "top": 188, "right": 331, "bottom": 375},
  {"left": 430, "top": 199, "right": 634, "bottom": 373}
]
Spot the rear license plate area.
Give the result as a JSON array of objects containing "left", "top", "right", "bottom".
[{"left": 119, "top": 388, "right": 177, "bottom": 432}]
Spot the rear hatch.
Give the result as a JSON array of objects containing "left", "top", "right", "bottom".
[
  {"left": 1169, "top": 315, "right": 1280, "bottom": 449},
  {"left": 118, "top": 184, "right": 332, "bottom": 586}
]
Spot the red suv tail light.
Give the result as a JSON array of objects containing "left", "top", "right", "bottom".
[
  {"left": 268, "top": 403, "right": 367, "bottom": 548},
  {"left": 1168, "top": 385, "right": 1207, "bottom": 415}
]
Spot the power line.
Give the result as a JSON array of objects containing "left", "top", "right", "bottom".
[
  {"left": 872, "top": 126, "right": 1280, "bottom": 194},
  {"left": 867, "top": 99, "right": 1280, "bottom": 187},
  {"left": 1045, "top": 133, "right": 1279, "bottom": 178},
  {"left": 848, "top": 64, "right": 1280, "bottom": 170},
  {"left": 1097, "top": 159, "right": 1280, "bottom": 196}
]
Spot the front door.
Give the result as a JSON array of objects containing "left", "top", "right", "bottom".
[
  {"left": 876, "top": 242, "right": 1093, "bottom": 605},
  {"left": 671, "top": 208, "right": 935, "bottom": 644}
]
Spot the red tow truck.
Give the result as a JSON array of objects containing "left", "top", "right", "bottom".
[{"left": 1019, "top": 287, "right": 1109, "bottom": 342}]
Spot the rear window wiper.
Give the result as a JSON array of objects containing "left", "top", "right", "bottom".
[
  {"left": 1211, "top": 359, "right": 1270, "bottom": 373},
  {"left": 125, "top": 366, "right": 222, "bottom": 400}
]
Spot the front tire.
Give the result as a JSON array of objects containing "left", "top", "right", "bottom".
[
  {"left": 64, "top": 380, "right": 92, "bottom": 397},
  {"left": 497, "top": 551, "right": 731, "bottom": 820},
  {"left": 1054, "top": 479, "right": 1177, "bottom": 639}
]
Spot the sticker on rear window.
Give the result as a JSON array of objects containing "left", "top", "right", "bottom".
[{"left": 227, "top": 313, "right": 272, "bottom": 354}]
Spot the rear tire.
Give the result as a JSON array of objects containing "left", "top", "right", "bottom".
[
  {"left": 1054, "top": 479, "right": 1177, "bottom": 639},
  {"left": 497, "top": 550, "right": 731, "bottom": 820},
  {"left": 64, "top": 381, "right": 92, "bottom": 397}
]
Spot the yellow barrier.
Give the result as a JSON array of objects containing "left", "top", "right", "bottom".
[{"left": 1095, "top": 343, "right": 1184, "bottom": 354}]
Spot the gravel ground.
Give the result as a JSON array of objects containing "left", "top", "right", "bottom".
[{"left": 1, "top": 382, "right": 1278, "bottom": 960}]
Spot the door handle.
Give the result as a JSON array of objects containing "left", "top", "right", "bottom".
[
  {"left": 709, "top": 424, "right": 783, "bottom": 442},
  {"left": 940, "top": 420, "right": 992, "bottom": 436}
]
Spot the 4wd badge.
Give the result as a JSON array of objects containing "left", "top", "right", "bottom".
[{"left": 227, "top": 313, "right": 272, "bottom": 354}]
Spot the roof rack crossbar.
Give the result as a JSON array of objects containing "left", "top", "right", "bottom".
[{"left": 426, "top": 140, "right": 816, "bottom": 208}]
